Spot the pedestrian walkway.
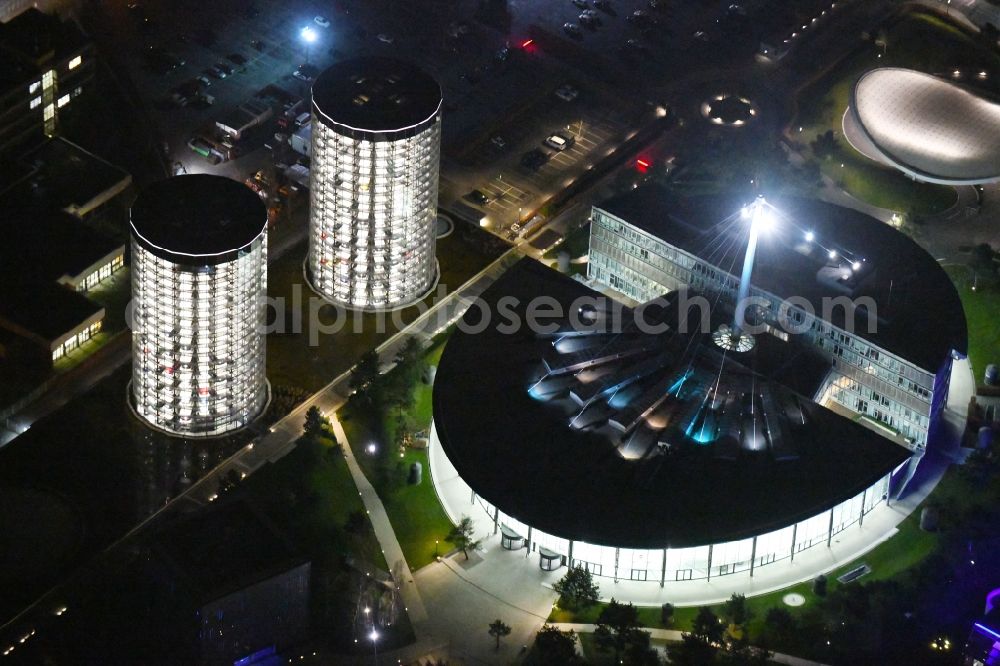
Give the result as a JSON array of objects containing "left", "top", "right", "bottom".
[
  {"left": 548, "top": 623, "right": 830, "bottom": 666},
  {"left": 330, "top": 415, "right": 429, "bottom": 624}
]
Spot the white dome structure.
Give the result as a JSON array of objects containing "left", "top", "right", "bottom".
[{"left": 846, "top": 67, "right": 1000, "bottom": 185}]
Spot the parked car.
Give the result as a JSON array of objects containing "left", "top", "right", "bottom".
[
  {"left": 377, "top": 33, "right": 395, "bottom": 44},
  {"left": 465, "top": 189, "right": 491, "bottom": 206},
  {"left": 579, "top": 10, "right": 599, "bottom": 27},
  {"left": 227, "top": 53, "right": 247, "bottom": 66},
  {"left": 314, "top": 15, "right": 330, "bottom": 27},
  {"left": 494, "top": 46, "right": 511, "bottom": 63},
  {"left": 555, "top": 84, "right": 580, "bottom": 102},
  {"left": 521, "top": 149, "right": 550, "bottom": 170},
  {"left": 490, "top": 135, "right": 507, "bottom": 150},
  {"left": 572, "top": 0, "right": 588, "bottom": 8},
  {"left": 196, "top": 75, "right": 211, "bottom": 87},
  {"left": 544, "top": 132, "right": 575, "bottom": 151},
  {"left": 594, "top": 0, "right": 612, "bottom": 9},
  {"left": 216, "top": 62, "right": 234, "bottom": 76}
]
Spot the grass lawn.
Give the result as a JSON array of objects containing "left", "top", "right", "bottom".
[
  {"left": 338, "top": 338, "right": 457, "bottom": 570},
  {"left": 240, "top": 435, "right": 386, "bottom": 570},
  {"left": 541, "top": 222, "right": 591, "bottom": 277},
  {"left": 266, "top": 226, "right": 504, "bottom": 393},
  {"left": 944, "top": 265, "right": 1000, "bottom": 380},
  {"left": 788, "top": 11, "right": 997, "bottom": 214}
]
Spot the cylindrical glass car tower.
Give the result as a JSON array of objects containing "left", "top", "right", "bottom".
[
  {"left": 307, "top": 57, "right": 442, "bottom": 310},
  {"left": 130, "top": 175, "right": 268, "bottom": 437}
]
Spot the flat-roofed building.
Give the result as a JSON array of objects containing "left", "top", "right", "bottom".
[
  {"left": 0, "top": 137, "right": 133, "bottom": 219},
  {"left": 0, "top": 8, "right": 93, "bottom": 159},
  {"left": 0, "top": 209, "right": 123, "bottom": 362}
]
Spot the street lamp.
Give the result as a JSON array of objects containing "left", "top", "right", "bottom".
[
  {"left": 301, "top": 26, "right": 318, "bottom": 64},
  {"left": 369, "top": 629, "right": 379, "bottom": 665}
]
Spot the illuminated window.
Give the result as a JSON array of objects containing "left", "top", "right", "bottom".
[
  {"left": 42, "top": 70, "right": 54, "bottom": 88},
  {"left": 30, "top": 96, "right": 41, "bottom": 109},
  {"left": 57, "top": 94, "right": 70, "bottom": 108},
  {"left": 68, "top": 55, "right": 82, "bottom": 70},
  {"left": 29, "top": 81, "right": 40, "bottom": 94},
  {"left": 43, "top": 104, "right": 55, "bottom": 121}
]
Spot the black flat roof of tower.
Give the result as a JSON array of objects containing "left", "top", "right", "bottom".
[
  {"left": 433, "top": 259, "right": 911, "bottom": 549},
  {"left": 311, "top": 57, "right": 441, "bottom": 137},
  {"left": 596, "top": 187, "right": 967, "bottom": 373},
  {"left": 130, "top": 175, "right": 267, "bottom": 265}
]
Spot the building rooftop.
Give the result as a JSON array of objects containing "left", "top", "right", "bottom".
[
  {"left": 130, "top": 175, "right": 267, "bottom": 265},
  {"left": 0, "top": 8, "right": 89, "bottom": 89},
  {"left": 850, "top": 68, "right": 1000, "bottom": 184},
  {"left": 311, "top": 57, "right": 441, "bottom": 135},
  {"left": 595, "top": 186, "right": 967, "bottom": 373},
  {"left": 0, "top": 208, "right": 123, "bottom": 284},
  {"left": 0, "top": 138, "right": 133, "bottom": 218},
  {"left": 153, "top": 499, "right": 306, "bottom": 605},
  {"left": 0, "top": 279, "right": 103, "bottom": 343},
  {"left": 433, "top": 259, "right": 911, "bottom": 549}
]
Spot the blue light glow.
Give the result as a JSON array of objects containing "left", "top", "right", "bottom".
[{"left": 975, "top": 622, "right": 1000, "bottom": 641}]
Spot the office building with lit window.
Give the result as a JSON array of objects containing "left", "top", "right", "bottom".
[
  {"left": 307, "top": 57, "right": 442, "bottom": 310},
  {"left": 0, "top": 209, "right": 123, "bottom": 364},
  {"left": 0, "top": 8, "right": 93, "bottom": 159},
  {"left": 588, "top": 186, "right": 967, "bottom": 450},
  {"left": 130, "top": 175, "right": 269, "bottom": 437},
  {"left": 431, "top": 259, "right": 913, "bottom": 588}
]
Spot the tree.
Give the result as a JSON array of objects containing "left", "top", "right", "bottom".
[
  {"left": 488, "top": 619, "right": 511, "bottom": 651},
  {"left": 553, "top": 566, "right": 600, "bottom": 610},
  {"left": 344, "top": 510, "right": 367, "bottom": 535},
  {"left": 660, "top": 602, "right": 675, "bottom": 626},
  {"left": 669, "top": 633, "right": 717, "bottom": 666},
  {"left": 968, "top": 243, "right": 997, "bottom": 283},
  {"left": 761, "top": 607, "right": 797, "bottom": 646},
  {"left": 594, "top": 599, "right": 652, "bottom": 663},
  {"left": 534, "top": 625, "right": 580, "bottom": 665},
  {"left": 810, "top": 129, "right": 838, "bottom": 159},
  {"left": 691, "top": 606, "right": 724, "bottom": 644},
  {"left": 722, "top": 636, "right": 771, "bottom": 665},
  {"left": 447, "top": 516, "right": 481, "bottom": 559},
  {"left": 303, "top": 405, "right": 324, "bottom": 439},
  {"left": 723, "top": 593, "right": 752, "bottom": 631},
  {"left": 349, "top": 350, "right": 382, "bottom": 403},
  {"left": 395, "top": 336, "right": 426, "bottom": 381}
]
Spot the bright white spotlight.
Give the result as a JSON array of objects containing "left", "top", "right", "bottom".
[
  {"left": 740, "top": 206, "right": 750, "bottom": 219},
  {"left": 805, "top": 231, "right": 815, "bottom": 242},
  {"left": 851, "top": 261, "right": 861, "bottom": 271},
  {"left": 369, "top": 630, "right": 379, "bottom": 641},
  {"left": 828, "top": 249, "right": 837, "bottom": 260},
  {"left": 757, "top": 208, "right": 775, "bottom": 231},
  {"left": 301, "top": 26, "right": 318, "bottom": 43}
]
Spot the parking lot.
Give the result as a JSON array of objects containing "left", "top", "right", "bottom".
[{"left": 95, "top": 0, "right": 695, "bottom": 247}]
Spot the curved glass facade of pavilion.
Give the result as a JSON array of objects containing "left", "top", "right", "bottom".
[{"left": 431, "top": 428, "right": 898, "bottom": 583}]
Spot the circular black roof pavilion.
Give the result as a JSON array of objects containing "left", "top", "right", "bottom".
[
  {"left": 130, "top": 175, "right": 267, "bottom": 265},
  {"left": 311, "top": 57, "right": 442, "bottom": 140}
]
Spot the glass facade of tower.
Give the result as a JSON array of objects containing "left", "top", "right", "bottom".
[
  {"left": 307, "top": 112, "right": 441, "bottom": 310},
  {"left": 131, "top": 234, "right": 268, "bottom": 437}
]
